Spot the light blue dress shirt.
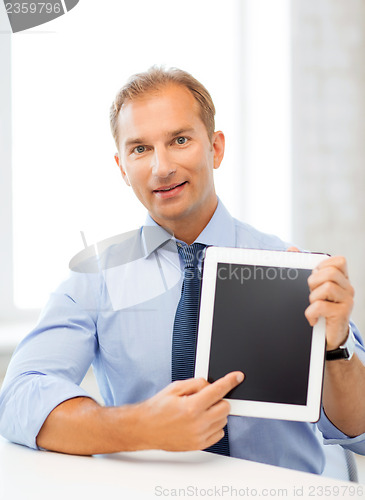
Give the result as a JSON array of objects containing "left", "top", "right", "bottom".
[{"left": 1, "top": 200, "right": 365, "bottom": 476}]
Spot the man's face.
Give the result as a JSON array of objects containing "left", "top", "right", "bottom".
[{"left": 115, "top": 84, "right": 225, "bottom": 235}]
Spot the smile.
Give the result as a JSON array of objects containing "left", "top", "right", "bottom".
[{"left": 153, "top": 182, "right": 187, "bottom": 198}]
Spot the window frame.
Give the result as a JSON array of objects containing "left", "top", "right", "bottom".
[{"left": 0, "top": 8, "right": 39, "bottom": 323}]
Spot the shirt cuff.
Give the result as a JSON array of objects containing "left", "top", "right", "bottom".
[
  {"left": 0, "top": 373, "right": 94, "bottom": 451},
  {"left": 318, "top": 407, "right": 365, "bottom": 454}
]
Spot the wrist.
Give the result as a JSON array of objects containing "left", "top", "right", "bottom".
[
  {"left": 326, "top": 326, "right": 355, "bottom": 361},
  {"left": 105, "top": 402, "right": 152, "bottom": 452}
]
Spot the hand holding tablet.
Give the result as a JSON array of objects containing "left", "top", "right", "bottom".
[{"left": 195, "top": 248, "right": 329, "bottom": 422}]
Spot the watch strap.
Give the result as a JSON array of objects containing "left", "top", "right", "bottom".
[{"left": 326, "top": 327, "right": 355, "bottom": 361}]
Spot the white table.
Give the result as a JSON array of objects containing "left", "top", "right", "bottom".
[{"left": 0, "top": 437, "right": 363, "bottom": 500}]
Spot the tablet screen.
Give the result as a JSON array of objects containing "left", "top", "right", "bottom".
[{"left": 207, "top": 263, "right": 312, "bottom": 406}]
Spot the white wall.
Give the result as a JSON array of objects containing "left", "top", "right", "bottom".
[{"left": 291, "top": 0, "right": 365, "bottom": 334}]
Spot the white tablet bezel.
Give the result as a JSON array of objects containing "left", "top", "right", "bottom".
[{"left": 195, "top": 247, "right": 328, "bottom": 422}]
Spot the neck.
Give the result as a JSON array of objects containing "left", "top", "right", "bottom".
[{"left": 151, "top": 198, "right": 218, "bottom": 245}]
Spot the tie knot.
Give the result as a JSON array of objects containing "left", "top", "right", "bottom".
[{"left": 177, "top": 243, "right": 206, "bottom": 268}]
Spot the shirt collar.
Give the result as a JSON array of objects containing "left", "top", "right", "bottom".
[
  {"left": 142, "top": 198, "right": 236, "bottom": 257},
  {"left": 141, "top": 223, "right": 174, "bottom": 258}
]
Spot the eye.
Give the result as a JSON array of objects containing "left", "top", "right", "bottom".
[
  {"left": 133, "top": 145, "right": 146, "bottom": 154},
  {"left": 175, "top": 136, "right": 188, "bottom": 145}
]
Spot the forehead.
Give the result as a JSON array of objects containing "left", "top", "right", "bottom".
[{"left": 116, "top": 84, "right": 205, "bottom": 147}]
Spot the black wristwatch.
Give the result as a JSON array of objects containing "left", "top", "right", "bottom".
[{"left": 325, "top": 328, "right": 355, "bottom": 361}]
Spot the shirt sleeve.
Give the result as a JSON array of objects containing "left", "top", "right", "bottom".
[
  {"left": 317, "top": 321, "right": 365, "bottom": 455},
  {"left": 0, "top": 270, "right": 101, "bottom": 450}
]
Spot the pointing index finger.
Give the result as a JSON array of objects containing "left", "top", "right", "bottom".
[{"left": 193, "top": 372, "right": 244, "bottom": 411}]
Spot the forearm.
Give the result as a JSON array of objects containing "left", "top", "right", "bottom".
[
  {"left": 36, "top": 397, "right": 148, "bottom": 455},
  {"left": 323, "top": 354, "right": 365, "bottom": 437},
  {"left": 36, "top": 373, "right": 242, "bottom": 456}
]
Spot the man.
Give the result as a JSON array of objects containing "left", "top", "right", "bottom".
[{"left": 1, "top": 67, "right": 365, "bottom": 475}]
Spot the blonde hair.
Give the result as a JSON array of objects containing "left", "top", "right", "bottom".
[{"left": 110, "top": 66, "right": 216, "bottom": 147}]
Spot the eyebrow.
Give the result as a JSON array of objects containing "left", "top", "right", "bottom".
[{"left": 124, "top": 127, "right": 195, "bottom": 148}]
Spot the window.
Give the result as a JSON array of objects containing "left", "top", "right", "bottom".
[{"left": 2, "top": 0, "right": 291, "bottom": 314}]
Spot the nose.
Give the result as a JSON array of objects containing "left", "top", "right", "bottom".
[{"left": 151, "top": 146, "right": 176, "bottom": 178}]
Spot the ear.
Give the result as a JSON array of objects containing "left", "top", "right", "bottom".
[
  {"left": 114, "top": 152, "right": 131, "bottom": 187},
  {"left": 211, "top": 131, "right": 225, "bottom": 170}
]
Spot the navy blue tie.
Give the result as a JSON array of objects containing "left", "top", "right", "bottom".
[{"left": 171, "top": 242, "right": 230, "bottom": 456}]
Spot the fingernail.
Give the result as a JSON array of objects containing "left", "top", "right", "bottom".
[{"left": 236, "top": 372, "right": 244, "bottom": 383}]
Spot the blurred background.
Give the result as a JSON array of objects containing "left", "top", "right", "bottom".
[{"left": 0, "top": 0, "right": 364, "bottom": 478}]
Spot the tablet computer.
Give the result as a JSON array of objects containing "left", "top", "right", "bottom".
[{"left": 195, "top": 247, "right": 328, "bottom": 422}]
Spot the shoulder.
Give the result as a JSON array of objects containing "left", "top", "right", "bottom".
[{"left": 233, "top": 217, "right": 291, "bottom": 251}]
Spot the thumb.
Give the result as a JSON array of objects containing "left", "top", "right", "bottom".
[{"left": 287, "top": 246, "right": 300, "bottom": 252}]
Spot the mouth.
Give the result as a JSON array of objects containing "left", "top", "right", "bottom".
[
  {"left": 153, "top": 181, "right": 187, "bottom": 199},
  {"left": 153, "top": 182, "right": 187, "bottom": 193}
]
